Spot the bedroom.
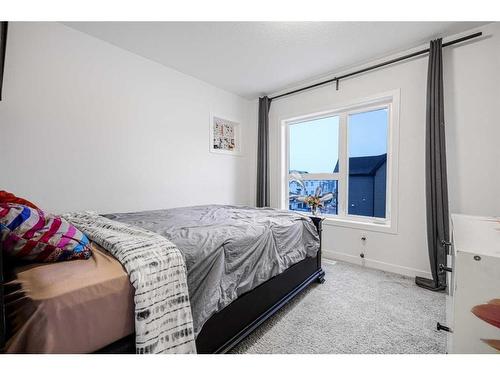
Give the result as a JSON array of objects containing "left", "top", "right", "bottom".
[{"left": 1, "top": 0, "right": 499, "bottom": 372}]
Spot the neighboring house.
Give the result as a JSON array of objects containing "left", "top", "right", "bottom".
[
  {"left": 289, "top": 154, "right": 386, "bottom": 217},
  {"left": 335, "top": 154, "right": 387, "bottom": 218},
  {"left": 288, "top": 170, "right": 338, "bottom": 214},
  {"left": 288, "top": 172, "right": 309, "bottom": 211}
]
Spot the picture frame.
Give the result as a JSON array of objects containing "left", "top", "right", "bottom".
[
  {"left": 0, "top": 22, "right": 7, "bottom": 101},
  {"left": 209, "top": 114, "right": 242, "bottom": 155}
]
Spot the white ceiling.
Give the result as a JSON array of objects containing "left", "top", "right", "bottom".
[{"left": 64, "top": 22, "right": 487, "bottom": 99}]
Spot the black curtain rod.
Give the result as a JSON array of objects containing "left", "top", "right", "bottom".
[{"left": 269, "top": 31, "right": 483, "bottom": 101}]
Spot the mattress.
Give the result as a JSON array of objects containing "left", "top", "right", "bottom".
[
  {"left": 4, "top": 243, "right": 134, "bottom": 353},
  {"left": 4, "top": 205, "right": 319, "bottom": 352}
]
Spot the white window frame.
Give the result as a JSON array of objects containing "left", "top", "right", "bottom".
[{"left": 281, "top": 90, "right": 400, "bottom": 234}]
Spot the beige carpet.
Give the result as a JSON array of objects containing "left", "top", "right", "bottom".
[{"left": 231, "top": 260, "right": 447, "bottom": 354}]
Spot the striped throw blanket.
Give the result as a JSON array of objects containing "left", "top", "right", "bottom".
[{"left": 63, "top": 211, "right": 196, "bottom": 354}]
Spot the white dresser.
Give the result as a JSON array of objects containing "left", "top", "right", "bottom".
[{"left": 445, "top": 214, "right": 500, "bottom": 354}]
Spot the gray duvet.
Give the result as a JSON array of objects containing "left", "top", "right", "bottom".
[{"left": 104, "top": 205, "right": 319, "bottom": 336}]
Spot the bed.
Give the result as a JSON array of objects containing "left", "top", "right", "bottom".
[{"left": 0, "top": 205, "right": 325, "bottom": 354}]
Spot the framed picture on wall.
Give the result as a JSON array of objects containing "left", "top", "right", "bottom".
[
  {"left": 209, "top": 115, "right": 241, "bottom": 155},
  {"left": 0, "top": 22, "right": 8, "bottom": 101}
]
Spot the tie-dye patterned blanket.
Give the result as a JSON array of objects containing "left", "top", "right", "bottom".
[{"left": 63, "top": 211, "right": 196, "bottom": 354}]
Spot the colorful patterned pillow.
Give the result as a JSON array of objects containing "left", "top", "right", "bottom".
[{"left": 0, "top": 203, "right": 92, "bottom": 262}]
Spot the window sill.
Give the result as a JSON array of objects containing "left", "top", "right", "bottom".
[{"left": 316, "top": 214, "right": 398, "bottom": 234}]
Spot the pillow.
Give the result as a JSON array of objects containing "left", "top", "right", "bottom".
[
  {"left": 0, "top": 190, "right": 39, "bottom": 209},
  {"left": 0, "top": 203, "right": 92, "bottom": 262}
]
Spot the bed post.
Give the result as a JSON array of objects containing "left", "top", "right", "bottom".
[{"left": 309, "top": 216, "right": 326, "bottom": 284}]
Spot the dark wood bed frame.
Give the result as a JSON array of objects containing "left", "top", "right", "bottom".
[{"left": 0, "top": 216, "right": 325, "bottom": 354}]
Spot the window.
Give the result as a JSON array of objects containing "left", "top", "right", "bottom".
[
  {"left": 288, "top": 116, "right": 339, "bottom": 215},
  {"left": 348, "top": 108, "right": 388, "bottom": 218},
  {"left": 284, "top": 91, "right": 399, "bottom": 230}
]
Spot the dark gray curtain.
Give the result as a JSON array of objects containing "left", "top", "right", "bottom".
[
  {"left": 416, "top": 38, "right": 449, "bottom": 291},
  {"left": 256, "top": 96, "right": 271, "bottom": 207}
]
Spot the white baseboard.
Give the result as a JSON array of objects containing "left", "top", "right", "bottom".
[{"left": 322, "top": 249, "right": 432, "bottom": 279}]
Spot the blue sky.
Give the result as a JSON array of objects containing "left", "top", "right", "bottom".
[{"left": 289, "top": 108, "right": 387, "bottom": 173}]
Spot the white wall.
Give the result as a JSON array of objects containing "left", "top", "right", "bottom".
[
  {"left": 0, "top": 22, "right": 257, "bottom": 214},
  {"left": 444, "top": 24, "right": 500, "bottom": 217},
  {"left": 268, "top": 22, "right": 500, "bottom": 278}
]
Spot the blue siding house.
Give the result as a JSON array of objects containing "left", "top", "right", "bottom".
[{"left": 335, "top": 154, "right": 387, "bottom": 218}]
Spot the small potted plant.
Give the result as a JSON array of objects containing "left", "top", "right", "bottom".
[{"left": 304, "top": 195, "right": 323, "bottom": 216}]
